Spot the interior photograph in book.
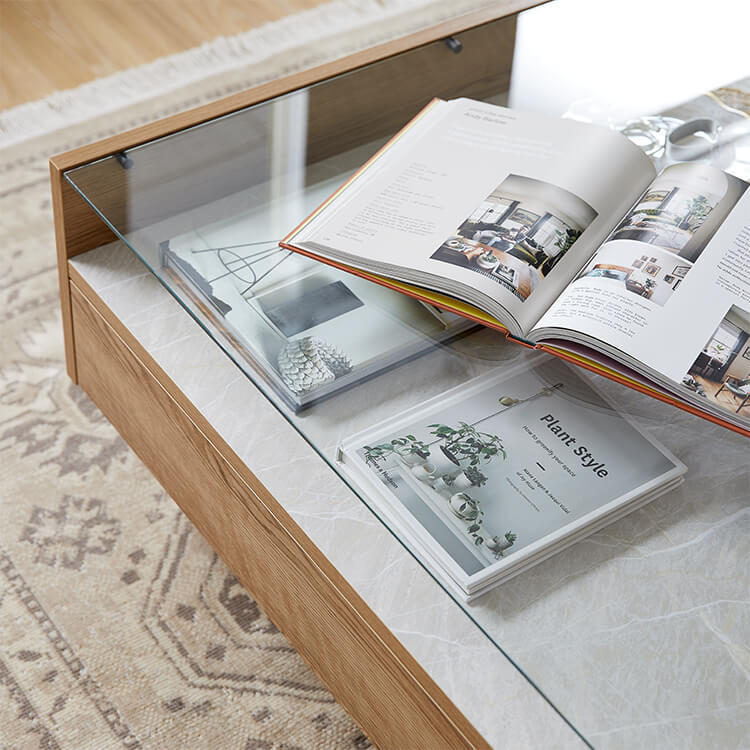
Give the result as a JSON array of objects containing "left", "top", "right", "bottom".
[
  {"left": 575, "top": 243, "right": 690, "bottom": 307},
  {"left": 608, "top": 163, "right": 748, "bottom": 262},
  {"left": 570, "top": 163, "right": 748, "bottom": 307},
  {"left": 682, "top": 305, "right": 750, "bottom": 416},
  {"left": 429, "top": 174, "right": 597, "bottom": 302}
]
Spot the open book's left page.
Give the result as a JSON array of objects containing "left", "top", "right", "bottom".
[{"left": 285, "top": 98, "right": 656, "bottom": 336}]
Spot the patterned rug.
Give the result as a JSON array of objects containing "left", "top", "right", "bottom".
[
  {"left": 0, "top": 102, "right": 369, "bottom": 750},
  {"left": 0, "top": 1, "right": 502, "bottom": 746}
]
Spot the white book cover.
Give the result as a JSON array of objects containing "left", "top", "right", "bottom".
[{"left": 338, "top": 358, "right": 686, "bottom": 599}]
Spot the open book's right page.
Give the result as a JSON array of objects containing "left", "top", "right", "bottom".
[{"left": 533, "top": 162, "right": 750, "bottom": 426}]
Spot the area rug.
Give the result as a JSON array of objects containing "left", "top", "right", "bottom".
[{"left": 0, "top": 1, "right": 508, "bottom": 747}]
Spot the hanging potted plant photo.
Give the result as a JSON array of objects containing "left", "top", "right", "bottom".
[
  {"left": 428, "top": 422, "right": 506, "bottom": 468},
  {"left": 448, "top": 492, "right": 480, "bottom": 521},
  {"left": 485, "top": 532, "right": 517, "bottom": 557},
  {"left": 448, "top": 493, "right": 487, "bottom": 547}
]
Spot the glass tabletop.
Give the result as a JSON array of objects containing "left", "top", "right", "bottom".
[{"left": 65, "top": 2, "right": 750, "bottom": 747}]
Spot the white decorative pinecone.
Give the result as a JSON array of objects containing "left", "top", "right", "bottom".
[{"left": 277, "top": 337, "right": 353, "bottom": 395}]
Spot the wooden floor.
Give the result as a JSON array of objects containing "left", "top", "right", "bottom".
[
  {"left": 690, "top": 373, "right": 744, "bottom": 412},
  {"left": 0, "top": 0, "right": 329, "bottom": 109}
]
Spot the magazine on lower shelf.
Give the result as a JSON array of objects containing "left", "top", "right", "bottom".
[
  {"left": 158, "top": 225, "right": 475, "bottom": 412},
  {"left": 338, "top": 358, "right": 686, "bottom": 601},
  {"left": 281, "top": 95, "right": 750, "bottom": 435}
]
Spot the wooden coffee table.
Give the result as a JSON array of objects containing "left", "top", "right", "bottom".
[{"left": 50, "top": 5, "right": 750, "bottom": 748}]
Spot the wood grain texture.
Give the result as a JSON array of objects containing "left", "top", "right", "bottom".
[
  {"left": 50, "top": 158, "right": 119, "bottom": 382},
  {"left": 305, "top": 15, "right": 517, "bottom": 163},
  {"left": 68, "top": 270, "right": 492, "bottom": 750},
  {"left": 0, "top": 0, "right": 330, "bottom": 109},
  {"left": 50, "top": 162, "right": 78, "bottom": 383}
]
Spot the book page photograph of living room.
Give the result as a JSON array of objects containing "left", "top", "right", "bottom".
[
  {"left": 430, "top": 174, "right": 597, "bottom": 303},
  {"left": 576, "top": 244, "right": 689, "bottom": 307},
  {"left": 572, "top": 163, "right": 748, "bottom": 307},
  {"left": 340, "top": 359, "right": 685, "bottom": 595},
  {"left": 682, "top": 304, "right": 750, "bottom": 417},
  {"left": 534, "top": 168, "right": 750, "bottom": 390}
]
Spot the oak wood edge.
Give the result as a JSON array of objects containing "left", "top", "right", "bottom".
[
  {"left": 67, "top": 264, "right": 491, "bottom": 750},
  {"left": 51, "top": 158, "right": 119, "bottom": 381},
  {"left": 48, "top": 0, "right": 543, "bottom": 173},
  {"left": 50, "top": 160, "right": 78, "bottom": 382}
]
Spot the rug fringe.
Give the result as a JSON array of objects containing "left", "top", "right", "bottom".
[{"left": 0, "top": 0, "right": 497, "bottom": 148}]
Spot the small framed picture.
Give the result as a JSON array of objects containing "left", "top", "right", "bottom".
[
  {"left": 743, "top": 346, "right": 750, "bottom": 361},
  {"left": 673, "top": 265, "right": 690, "bottom": 277},
  {"left": 673, "top": 279, "right": 681, "bottom": 290},
  {"left": 644, "top": 263, "right": 661, "bottom": 276},
  {"left": 664, "top": 274, "right": 675, "bottom": 283},
  {"left": 640, "top": 255, "right": 648, "bottom": 261},
  {"left": 632, "top": 259, "right": 644, "bottom": 269},
  {"left": 649, "top": 257, "right": 657, "bottom": 262}
]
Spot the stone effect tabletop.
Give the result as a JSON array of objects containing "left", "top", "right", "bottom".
[{"left": 72, "top": 242, "right": 749, "bottom": 750}]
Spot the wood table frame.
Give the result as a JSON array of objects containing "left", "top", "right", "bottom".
[{"left": 50, "top": 5, "right": 541, "bottom": 748}]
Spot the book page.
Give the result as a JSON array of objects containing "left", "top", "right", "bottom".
[
  {"left": 290, "top": 98, "right": 655, "bottom": 335},
  {"left": 535, "top": 163, "right": 750, "bottom": 424}
]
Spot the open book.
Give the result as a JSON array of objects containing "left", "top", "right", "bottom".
[
  {"left": 281, "top": 98, "right": 750, "bottom": 436},
  {"left": 338, "top": 358, "right": 686, "bottom": 600}
]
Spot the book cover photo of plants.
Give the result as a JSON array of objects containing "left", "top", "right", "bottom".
[{"left": 338, "top": 358, "right": 686, "bottom": 598}]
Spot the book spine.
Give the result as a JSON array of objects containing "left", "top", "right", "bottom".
[{"left": 504, "top": 332, "right": 536, "bottom": 349}]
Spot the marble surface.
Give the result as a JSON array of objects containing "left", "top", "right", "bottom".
[{"left": 72, "top": 242, "right": 750, "bottom": 749}]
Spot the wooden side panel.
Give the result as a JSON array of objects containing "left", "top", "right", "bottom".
[
  {"left": 50, "top": 162, "right": 117, "bottom": 382},
  {"left": 50, "top": 164, "right": 119, "bottom": 258},
  {"left": 69, "top": 280, "right": 491, "bottom": 750},
  {"left": 306, "top": 15, "right": 517, "bottom": 162}
]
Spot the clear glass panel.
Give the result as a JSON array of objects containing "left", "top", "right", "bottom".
[{"left": 65, "top": 3, "right": 750, "bottom": 747}]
